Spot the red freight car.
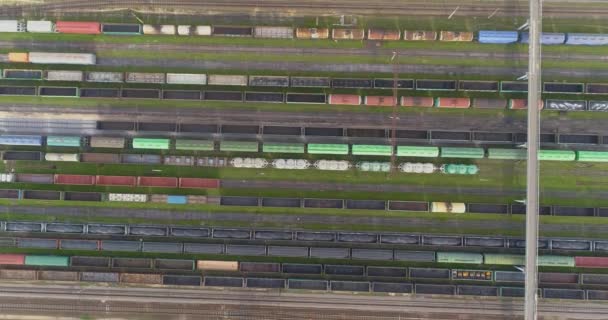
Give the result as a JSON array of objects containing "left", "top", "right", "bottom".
[
  {"left": 364, "top": 96, "right": 396, "bottom": 106},
  {"left": 328, "top": 94, "right": 361, "bottom": 105},
  {"left": 179, "top": 178, "right": 220, "bottom": 189},
  {"left": 575, "top": 256, "right": 608, "bottom": 268},
  {"left": 54, "top": 174, "right": 95, "bottom": 185},
  {"left": 400, "top": 96, "right": 434, "bottom": 107},
  {"left": 436, "top": 97, "right": 471, "bottom": 108},
  {"left": 96, "top": 175, "right": 137, "bottom": 186},
  {"left": 56, "top": 21, "right": 101, "bottom": 34},
  {"left": 0, "top": 254, "right": 25, "bottom": 265},
  {"left": 509, "top": 99, "right": 545, "bottom": 110},
  {"left": 137, "top": 176, "right": 178, "bottom": 188}
]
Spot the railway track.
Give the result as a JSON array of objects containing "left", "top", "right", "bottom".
[
  {"left": 1, "top": 0, "right": 608, "bottom": 18},
  {"left": 0, "top": 283, "right": 607, "bottom": 319}
]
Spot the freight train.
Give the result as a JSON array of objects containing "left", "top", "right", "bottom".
[
  {"left": 1, "top": 19, "right": 607, "bottom": 46},
  {"left": 0, "top": 247, "right": 606, "bottom": 269},
  {"left": 2, "top": 253, "right": 608, "bottom": 299},
  {"left": 1, "top": 135, "right": 607, "bottom": 162}
]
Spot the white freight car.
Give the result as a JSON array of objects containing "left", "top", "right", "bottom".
[
  {"left": 26, "top": 20, "right": 54, "bottom": 33},
  {"left": 44, "top": 70, "right": 84, "bottom": 82},
  {"left": 0, "top": 20, "right": 25, "bottom": 32},
  {"left": 85, "top": 71, "right": 124, "bottom": 83},
  {"left": 166, "top": 73, "right": 207, "bottom": 85},
  {"left": 28, "top": 52, "right": 96, "bottom": 65}
]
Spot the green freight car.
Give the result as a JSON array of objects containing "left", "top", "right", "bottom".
[
  {"left": 576, "top": 151, "right": 608, "bottom": 162},
  {"left": 351, "top": 144, "right": 393, "bottom": 156},
  {"left": 487, "top": 148, "right": 526, "bottom": 160},
  {"left": 25, "top": 255, "right": 69, "bottom": 267},
  {"left": 132, "top": 138, "right": 170, "bottom": 150},
  {"left": 440, "top": 147, "right": 485, "bottom": 159},
  {"left": 436, "top": 252, "right": 483, "bottom": 264},
  {"left": 262, "top": 142, "right": 305, "bottom": 154},
  {"left": 483, "top": 254, "right": 525, "bottom": 265},
  {"left": 220, "top": 140, "right": 259, "bottom": 152},
  {"left": 175, "top": 139, "right": 215, "bottom": 151},
  {"left": 46, "top": 135, "right": 81, "bottom": 147},
  {"left": 396, "top": 146, "right": 440, "bottom": 157},
  {"left": 538, "top": 255, "right": 575, "bottom": 267},
  {"left": 538, "top": 149, "right": 576, "bottom": 161},
  {"left": 307, "top": 143, "right": 349, "bottom": 155}
]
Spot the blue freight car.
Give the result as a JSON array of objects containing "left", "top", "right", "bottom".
[
  {"left": 565, "top": 33, "right": 608, "bottom": 46},
  {"left": 520, "top": 32, "right": 566, "bottom": 45},
  {"left": 478, "top": 30, "right": 519, "bottom": 44},
  {"left": 0, "top": 135, "right": 43, "bottom": 146}
]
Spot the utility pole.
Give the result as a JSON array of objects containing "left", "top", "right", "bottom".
[
  {"left": 525, "top": 0, "right": 542, "bottom": 319},
  {"left": 390, "top": 51, "right": 399, "bottom": 173}
]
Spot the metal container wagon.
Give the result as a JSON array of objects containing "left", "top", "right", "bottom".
[
  {"left": 307, "top": 143, "right": 349, "bottom": 155},
  {"left": 108, "top": 193, "right": 148, "bottom": 202},
  {"left": 351, "top": 144, "right": 393, "bottom": 156},
  {"left": 220, "top": 141, "right": 259, "bottom": 152},
  {"left": 431, "top": 202, "right": 466, "bottom": 213},
  {"left": 509, "top": 99, "right": 544, "bottom": 110},
  {"left": 89, "top": 136, "right": 125, "bottom": 148},
  {"left": 440, "top": 147, "right": 485, "bottom": 159},
  {"left": 538, "top": 255, "right": 575, "bottom": 267},
  {"left": 478, "top": 30, "right": 519, "bottom": 44},
  {"left": 254, "top": 26, "right": 293, "bottom": 39},
  {"left": 437, "top": 252, "right": 483, "bottom": 264},
  {"left": 175, "top": 139, "right": 214, "bottom": 151},
  {"left": 0, "top": 20, "right": 26, "bottom": 32},
  {"left": 565, "top": 33, "right": 608, "bottom": 46},
  {"left": 538, "top": 149, "right": 576, "bottom": 161},
  {"left": 472, "top": 98, "right": 507, "bottom": 109},
  {"left": 249, "top": 75, "right": 289, "bottom": 87},
  {"left": 436, "top": 97, "right": 471, "bottom": 108},
  {"left": 26, "top": 20, "right": 54, "bottom": 33},
  {"left": 404, "top": 30, "right": 437, "bottom": 41},
  {"left": 126, "top": 72, "right": 165, "bottom": 84},
  {"left": 439, "top": 31, "right": 474, "bottom": 42},
  {"left": 575, "top": 256, "right": 608, "bottom": 268},
  {"left": 45, "top": 153, "right": 80, "bottom": 162},
  {"left": 197, "top": 260, "right": 239, "bottom": 271},
  {"left": 367, "top": 29, "right": 400, "bottom": 40},
  {"left": 24, "top": 255, "right": 69, "bottom": 267},
  {"left": 295, "top": 28, "right": 329, "bottom": 39},
  {"left": 396, "top": 146, "right": 439, "bottom": 157},
  {"left": 132, "top": 138, "right": 170, "bottom": 150},
  {"left": 328, "top": 94, "right": 361, "bottom": 105},
  {"left": 55, "top": 21, "right": 101, "bottom": 34},
  {"left": 86, "top": 71, "right": 124, "bottom": 83},
  {"left": 576, "top": 151, "right": 608, "bottom": 162},
  {"left": 401, "top": 96, "right": 435, "bottom": 107},
  {"left": 484, "top": 254, "right": 525, "bottom": 266},
  {"left": 166, "top": 73, "right": 207, "bottom": 85},
  {"left": 102, "top": 23, "right": 142, "bottom": 35},
  {"left": 28, "top": 52, "right": 96, "bottom": 65},
  {"left": 7, "top": 52, "right": 29, "bottom": 63},
  {"left": 194, "top": 26, "right": 212, "bottom": 36},
  {"left": 364, "top": 96, "right": 396, "bottom": 107},
  {"left": 46, "top": 135, "right": 81, "bottom": 147},
  {"left": 262, "top": 142, "right": 305, "bottom": 154},
  {"left": 0, "top": 135, "right": 42, "bottom": 146},
  {"left": 520, "top": 32, "right": 566, "bottom": 45},
  {"left": 177, "top": 25, "right": 196, "bottom": 36},
  {"left": 212, "top": 26, "right": 253, "bottom": 37},
  {"left": 487, "top": 148, "right": 526, "bottom": 160},
  {"left": 44, "top": 70, "right": 84, "bottom": 82},
  {"left": 332, "top": 28, "right": 365, "bottom": 40},
  {"left": 143, "top": 24, "right": 176, "bottom": 35},
  {"left": 0, "top": 254, "right": 26, "bottom": 265},
  {"left": 208, "top": 74, "right": 248, "bottom": 86}
]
